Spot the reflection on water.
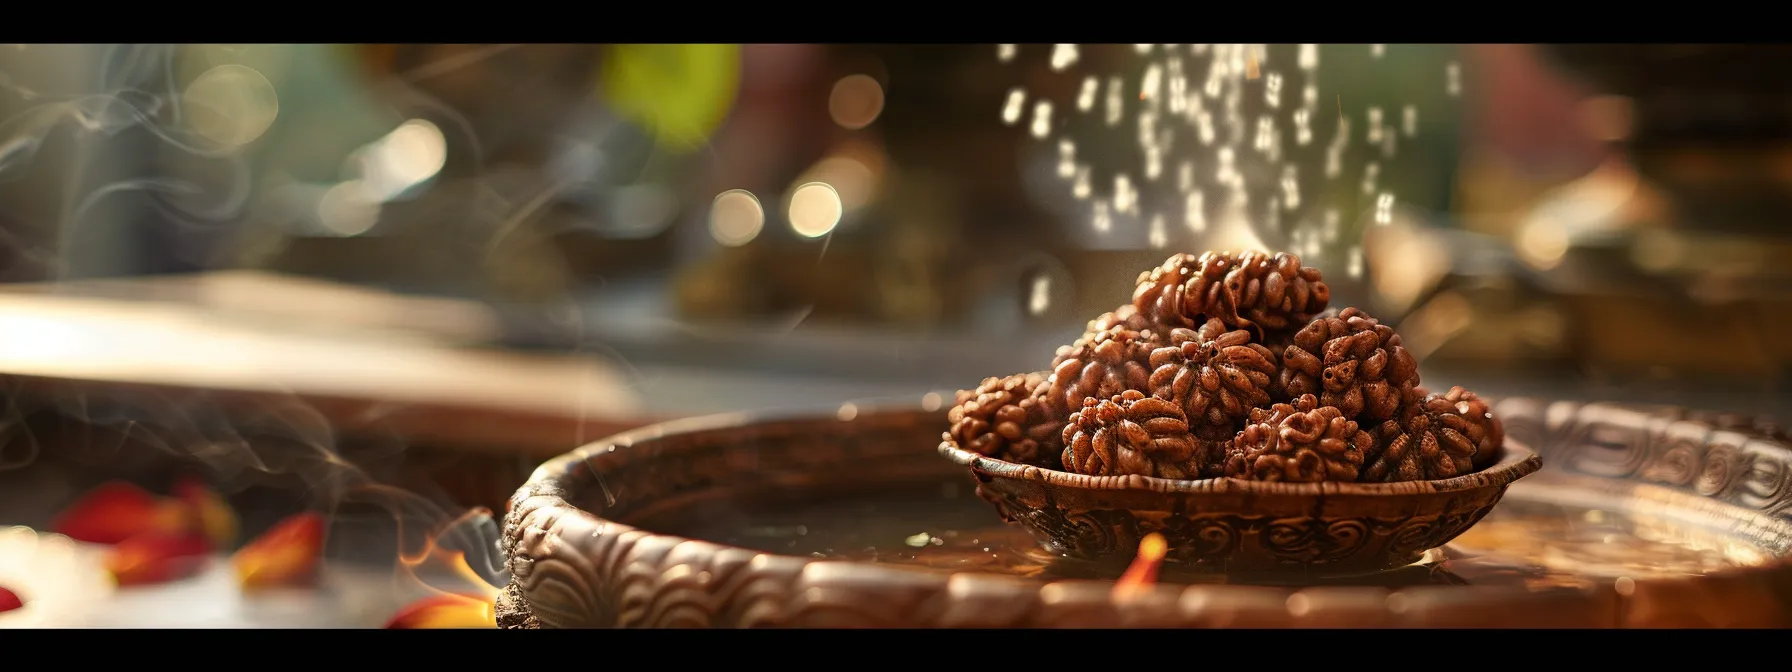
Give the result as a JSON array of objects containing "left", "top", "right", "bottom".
[{"left": 647, "top": 477, "right": 1779, "bottom": 590}]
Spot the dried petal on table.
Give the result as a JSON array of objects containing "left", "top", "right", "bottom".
[
  {"left": 231, "top": 512, "right": 325, "bottom": 590},
  {"left": 50, "top": 481, "right": 192, "bottom": 545},
  {"left": 384, "top": 594, "right": 497, "bottom": 629},
  {"left": 173, "top": 477, "right": 239, "bottom": 549},
  {"left": 105, "top": 533, "right": 212, "bottom": 587},
  {"left": 0, "top": 585, "right": 22, "bottom": 613}
]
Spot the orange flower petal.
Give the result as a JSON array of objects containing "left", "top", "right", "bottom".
[
  {"left": 231, "top": 512, "right": 325, "bottom": 590},
  {"left": 51, "top": 481, "right": 190, "bottom": 545},
  {"left": 173, "top": 477, "right": 239, "bottom": 549},
  {"left": 0, "top": 585, "right": 22, "bottom": 613},
  {"left": 105, "top": 533, "right": 213, "bottom": 587},
  {"left": 384, "top": 594, "right": 496, "bottom": 629}
]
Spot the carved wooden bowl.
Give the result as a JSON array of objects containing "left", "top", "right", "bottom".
[
  {"left": 499, "top": 397, "right": 1792, "bottom": 628},
  {"left": 937, "top": 439, "right": 1541, "bottom": 575}
]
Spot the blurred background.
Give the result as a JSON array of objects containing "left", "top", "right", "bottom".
[{"left": 2, "top": 43, "right": 1790, "bottom": 625}]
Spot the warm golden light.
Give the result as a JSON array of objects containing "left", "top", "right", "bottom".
[
  {"left": 183, "top": 64, "right": 279, "bottom": 151},
  {"left": 828, "top": 74, "right": 885, "bottom": 130},
  {"left": 357, "top": 119, "right": 448, "bottom": 202},
  {"left": 787, "top": 183, "right": 843, "bottom": 238},
  {"left": 316, "top": 181, "right": 381, "bottom": 237},
  {"left": 708, "top": 189, "right": 764, "bottom": 247}
]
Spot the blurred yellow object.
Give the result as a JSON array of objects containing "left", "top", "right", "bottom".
[{"left": 601, "top": 44, "right": 741, "bottom": 153}]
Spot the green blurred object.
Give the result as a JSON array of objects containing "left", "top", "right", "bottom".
[{"left": 601, "top": 44, "right": 741, "bottom": 154}]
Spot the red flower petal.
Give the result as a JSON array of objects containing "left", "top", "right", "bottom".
[
  {"left": 172, "top": 477, "right": 239, "bottom": 549},
  {"left": 51, "top": 482, "right": 191, "bottom": 545},
  {"left": 0, "top": 585, "right": 22, "bottom": 613},
  {"left": 105, "top": 533, "right": 213, "bottom": 587},
  {"left": 231, "top": 512, "right": 325, "bottom": 590},
  {"left": 384, "top": 594, "right": 495, "bottom": 629}
]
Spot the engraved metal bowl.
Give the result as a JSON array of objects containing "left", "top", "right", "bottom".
[
  {"left": 937, "top": 438, "right": 1541, "bottom": 575},
  {"left": 499, "top": 397, "right": 1792, "bottom": 628}
]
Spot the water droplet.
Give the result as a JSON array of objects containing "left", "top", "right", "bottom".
[
  {"left": 997, "top": 44, "right": 1017, "bottom": 63},
  {"left": 1298, "top": 44, "right": 1319, "bottom": 70},
  {"left": 1076, "top": 76, "right": 1098, "bottom": 112},
  {"left": 1104, "top": 76, "right": 1124, "bottom": 127},
  {"left": 1051, "top": 44, "right": 1079, "bottom": 71},
  {"left": 1281, "top": 165, "right": 1301, "bottom": 211},
  {"left": 1177, "top": 161, "right": 1195, "bottom": 191},
  {"left": 1185, "top": 191, "right": 1206, "bottom": 232},
  {"left": 1114, "top": 173, "right": 1138, "bottom": 215},
  {"left": 1294, "top": 108, "right": 1313, "bottom": 146},
  {"left": 1057, "top": 139, "right": 1077, "bottom": 179},
  {"left": 1367, "top": 106, "right": 1384, "bottom": 144},
  {"left": 1144, "top": 146, "right": 1163, "bottom": 181},
  {"left": 1030, "top": 100, "right": 1054, "bottom": 139},
  {"left": 1323, "top": 209, "right": 1341, "bottom": 242},
  {"left": 1402, "top": 105, "right": 1418, "bottom": 137},
  {"left": 1072, "top": 165, "right": 1092, "bottom": 200},
  {"left": 1001, "top": 88, "right": 1026, "bottom": 125},
  {"left": 1141, "top": 63, "right": 1163, "bottom": 103},
  {"left": 1375, "top": 192, "right": 1395, "bottom": 225},
  {"left": 1303, "top": 84, "right": 1318, "bottom": 109},
  {"left": 1027, "top": 272, "right": 1052, "bottom": 316},
  {"left": 1148, "top": 214, "right": 1168, "bottom": 248},
  {"left": 1361, "top": 161, "right": 1380, "bottom": 196},
  {"left": 1264, "top": 72, "right": 1282, "bottom": 109},
  {"left": 1092, "top": 199, "right": 1112, "bottom": 233},
  {"left": 1446, "top": 61, "right": 1462, "bottom": 96}
]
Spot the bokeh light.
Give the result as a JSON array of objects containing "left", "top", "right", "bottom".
[
  {"left": 354, "top": 119, "right": 448, "bottom": 202},
  {"left": 828, "top": 74, "right": 885, "bottom": 130},
  {"left": 787, "top": 183, "right": 843, "bottom": 239},
  {"left": 182, "top": 64, "right": 280, "bottom": 151},
  {"left": 709, "top": 189, "right": 764, "bottom": 247},
  {"left": 316, "top": 181, "right": 382, "bottom": 236}
]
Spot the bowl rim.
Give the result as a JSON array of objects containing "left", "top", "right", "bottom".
[
  {"left": 938, "top": 435, "right": 1542, "bottom": 496},
  {"left": 502, "top": 400, "right": 1792, "bottom": 628}
]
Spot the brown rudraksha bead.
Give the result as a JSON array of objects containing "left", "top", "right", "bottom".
[
  {"left": 947, "top": 372, "right": 1063, "bottom": 467},
  {"left": 1082, "top": 304, "right": 1155, "bottom": 339},
  {"left": 1361, "top": 386, "right": 1496, "bottom": 482},
  {"left": 1131, "top": 251, "right": 1330, "bottom": 333},
  {"left": 1223, "top": 251, "right": 1331, "bottom": 332},
  {"left": 1048, "top": 321, "right": 1160, "bottom": 415},
  {"left": 1146, "top": 319, "right": 1277, "bottom": 439},
  {"left": 1132, "top": 251, "right": 1239, "bottom": 329},
  {"left": 1277, "top": 307, "right": 1419, "bottom": 423},
  {"left": 1224, "top": 394, "right": 1370, "bottom": 482},
  {"left": 1060, "top": 390, "right": 1209, "bottom": 479}
]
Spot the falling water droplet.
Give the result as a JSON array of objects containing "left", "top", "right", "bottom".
[
  {"left": 1402, "top": 105, "right": 1418, "bottom": 137},
  {"left": 1051, "top": 44, "right": 1080, "bottom": 71},
  {"left": 1177, "top": 161, "right": 1195, "bottom": 191},
  {"left": 1092, "top": 199, "right": 1113, "bottom": 233},
  {"left": 1144, "top": 145, "right": 1163, "bottom": 181},
  {"left": 997, "top": 44, "right": 1018, "bottom": 63},
  {"left": 1057, "top": 139, "right": 1077, "bottom": 179},
  {"left": 1030, "top": 100, "right": 1054, "bottom": 139},
  {"left": 1114, "top": 173, "right": 1138, "bottom": 215},
  {"left": 1148, "top": 214, "right": 1168, "bottom": 248},
  {"left": 1303, "top": 84, "right": 1318, "bottom": 109},
  {"left": 1027, "top": 272, "right": 1051, "bottom": 316},
  {"left": 1347, "top": 245, "right": 1364, "bottom": 278},
  {"left": 1104, "top": 77, "right": 1124, "bottom": 127},
  {"left": 1446, "top": 62, "right": 1462, "bottom": 96},
  {"left": 1366, "top": 107, "right": 1384, "bottom": 144},
  {"left": 1281, "top": 165, "right": 1301, "bottom": 210},
  {"left": 1265, "top": 73, "right": 1282, "bottom": 109},
  {"left": 1185, "top": 191, "right": 1206, "bottom": 232},
  {"left": 1001, "top": 88, "right": 1026, "bottom": 125},
  {"left": 1361, "top": 161, "right": 1380, "bottom": 195},
  {"left": 1299, "top": 44, "right": 1319, "bottom": 70},
  {"left": 1072, "top": 165, "right": 1092, "bottom": 200},
  {"left": 1375, "top": 192, "right": 1395, "bottom": 224},
  {"left": 1141, "top": 63, "right": 1163, "bottom": 103},
  {"left": 1323, "top": 208, "right": 1341, "bottom": 242},
  {"left": 1077, "top": 77, "right": 1098, "bottom": 112},
  {"left": 1295, "top": 108, "right": 1313, "bottom": 146}
]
